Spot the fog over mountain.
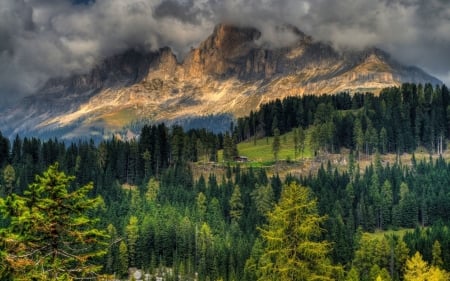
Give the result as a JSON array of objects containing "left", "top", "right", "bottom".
[{"left": 0, "top": 0, "right": 449, "bottom": 107}]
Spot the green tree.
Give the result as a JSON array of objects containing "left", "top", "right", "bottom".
[
  {"left": 126, "top": 216, "right": 140, "bottom": 268},
  {"left": 380, "top": 180, "right": 393, "bottom": 229},
  {"left": 0, "top": 163, "right": 108, "bottom": 280},
  {"left": 244, "top": 238, "right": 264, "bottom": 281},
  {"left": 353, "top": 233, "right": 390, "bottom": 280},
  {"left": 146, "top": 177, "right": 159, "bottom": 202},
  {"left": 251, "top": 184, "right": 275, "bottom": 218},
  {"left": 272, "top": 128, "right": 281, "bottom": 161},
  {"left": 431, "top": 241, "right": 444, "bottom": 268},
  {"left": 105, "top": 224, "right": 120, "bottom": 274},
  {"left": 223, "top": 133, "right": 238, "bottom": 162},
  {"left": 257, "top": 182, "right": 341, "bottom": 281},
  {"left": 196, "top": 192, "right": 207, "bottom": 221},
  {"left": 142, "top": 149, "right": 152, "bottom": 179},
  {"left": 354, "top": 118, "right": 364, "bottom": 160},
  {"left": 229, "top": 185, "right": 244, "bottom": 223},
  {"left": 118, "top": 240, "right": 129, "bottom": 278},
  {"left": 2, "top": 164, "right": 15, "bottom": 195},
  {"left": 293, "top": 127, "right": 306, "bottom": 160},
  {"left": 394, "top": 238, "right": 410, "bottom": 280},
  {"left": 293, "top": 128, "right": 299, "bottom": 160},
  {"left": 298, "top": 127, "right": 306, "bottom": 159},
  {"left": 346, "top": 267, "right": 359, "bottom": 281},
  {"left": 198, "top": 223, "right": 216, "bottom": 281}
]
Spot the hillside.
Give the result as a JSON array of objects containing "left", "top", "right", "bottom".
[
  {"left": 2, "top": 85, "right": 450, "bottom": 280},
  {"left": 0, "top": 24, "right": 441, "bottom": 140}
]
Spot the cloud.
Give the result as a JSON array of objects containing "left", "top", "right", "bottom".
[{"left": 0, "top": 0, "right": 449, "bottom": 106}]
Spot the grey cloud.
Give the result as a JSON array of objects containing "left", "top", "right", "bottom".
[
  {"left": 156, "top": 0, "right": 450, "bottom": 84},
  {"left": 0, "top": 0, "right": 449, "bottom": 106},
  {"left": 153, "top": 0, "right": 213, "bottom": 25}
]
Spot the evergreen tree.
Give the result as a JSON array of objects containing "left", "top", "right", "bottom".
[
  {"left": 354, "top": 118, "right": 364, "bottom": 160},
  {"left": 298, "top": 127, "right": 306, "bottom": 159},
  {"left": 229, "top": 185, "right": 244, "bottom": 223},
  {"left": 146, "top": 177, "right": 159, "bottom": 202},
  {"left": 105, "top": 224, "right": 119, "bottom": 274},
  {"left": 272, "top": 128, "right": 281, "bottom": 162},
  {"left": 379, "top": 128, "right": 388, "bottom": 154},
  {"left": 198, "top": 223, "right": 215, "bottom": 281},
  {"left": 294, "top": 128, "right": 299, "bottom": 160},
  {"left": 432, "top": 241, "right": 444, "bottom": 268},
  {"left": 346, "top": 267, "right": 360, "bottom": 281},
  {"left": 257, "top": 182, "right": 341, "bottom": 280},
  {"left": 2, "top": 165, "right": 15, "bottom": 195},
  {"left": 126, "top": 216, "right": 140, "bottom": 268},
  {"left": 251, "top": 184, "right": 275, "bottom": 219},
  {"left": 118, "top": 241, "right": 129, "bottom": 278},
  {"left": 404, "top": 252, "right": 429, "bottom": 281},
  {"left": 0, "top": 163, "right": 108, "bottom": 280},
  {"left": 394, "top": 238, "right": 410, "bottom": 280}
]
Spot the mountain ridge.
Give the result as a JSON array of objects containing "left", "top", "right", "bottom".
[{"left": 0, "top": 23, "right": 442, "bottom": 140}]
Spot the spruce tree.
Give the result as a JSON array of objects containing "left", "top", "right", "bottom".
[
  {"left": 0, "top": 163, "right": 108, "bottom": 280},
  {"left": 257, "top": 182, "right": 341, "bottom": 280},
  {"left": 272, "top": 128, "right": 281, "bottom": 162}
]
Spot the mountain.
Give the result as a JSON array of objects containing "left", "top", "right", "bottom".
[{"left": 0, "top": 24, "right": 442, "bottom": 140}]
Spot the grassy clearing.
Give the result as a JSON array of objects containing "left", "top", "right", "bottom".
[
  {"left": 218, "top": 130, "right": 314, "bottom": 165},
  {"left": 211, "top": 128, "right": 450, "bottom": 180}
]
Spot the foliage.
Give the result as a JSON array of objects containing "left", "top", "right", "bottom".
[
  {"left": 257, "top": 182, "right": 342, "bottom": 281},
  {"left": 404, "top": 252, "right": 449, "bottom": 281},
  {"left": 0, "top": 83, "right": 450, "bottom": 280},
  {"left": 0, "top": 163, "right": 108, "bottom": 280}
]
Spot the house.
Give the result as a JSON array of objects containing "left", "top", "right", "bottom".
[{"left": 234, "top": 156, "right": 249, "bottom": 162}]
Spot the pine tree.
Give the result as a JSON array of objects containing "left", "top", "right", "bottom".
[
  {"left": 229, "top": 185, "right": 244, "bottom": 223},
  {"left": 105, "top": 224, "right": 120, "bottom": 274},
  {"left": 293, "top": 128, "right": 299, "bottom": 160},
  {"left": 354, "top": 118, "right": 364, "bottom": 160},
  {"left": 394, "top": 238, "right": 410, "bottom": 280},
  {"left": 2, "top": 164, "right": 15, "bottom": 195},
  {"left": 432, "top": 240, "right": 444, "bottom": 268},
  {"left": 251, "top": 184, "right": 275, "bottom": 218},
  {"left": 0, "top": 163, "right": 108, "bottom": 280},
  {"left": 126, "top": 216, "right": 140, "bottom": 268},
  {"left": 196, "top": 192, "right": 207, "bottom": 222},
  {"left": 146, "top": 177, "right": 159, "bottom": 202},
  {"left": 118, "top": 240, "right": 129, "bottom": 278},
  {"left": 272, "top": 128, "right": 281, "bottom": 162},
  {"left": 198, "top": 223, "right": 215, "bottom": 281},
  {"left": 346, "top": 267, "right": 359, "bottom": 281},
  {"left": 257, "top": 182, "right": 341, "bottom": 281},
  {"left": 298, "top": 127, "right": 306, "bottom": 159}
]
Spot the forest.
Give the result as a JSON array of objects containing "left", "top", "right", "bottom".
[{"left": 0, "top": 83, "right": 450, "bottom": 280}]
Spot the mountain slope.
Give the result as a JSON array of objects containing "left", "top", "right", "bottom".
[{"left": 0, "top": 24, "right": 442, "bottom": 139}]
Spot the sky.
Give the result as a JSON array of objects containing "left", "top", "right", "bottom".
[{"left": 0, "top": 0, "right": 449, "bottom": 105}]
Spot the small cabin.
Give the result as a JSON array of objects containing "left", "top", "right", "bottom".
[{"left": 234, "top": 156, "right": 249, "bottom": 162}]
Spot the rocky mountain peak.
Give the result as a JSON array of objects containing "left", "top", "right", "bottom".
[
  {"left": 181, "top": 24, "right": 264, "bottom": 78},
  {"left": 0, "top": 23, "right": 442, "bottom": 140},
  {"left": 207, "top": 23, "right": 261, "bottom": 54}
]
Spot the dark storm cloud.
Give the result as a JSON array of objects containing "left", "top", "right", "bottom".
[{"left": 0, "top": 0, "right": 449, "bottom": 106}]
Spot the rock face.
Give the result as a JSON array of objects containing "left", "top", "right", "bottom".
[{"left": 0, "top": 23, "right": 442, "bottom": 139}]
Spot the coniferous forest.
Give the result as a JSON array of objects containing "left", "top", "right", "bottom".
[{"left": 1, "top": 83, "right": 450, "bottom": 280}]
